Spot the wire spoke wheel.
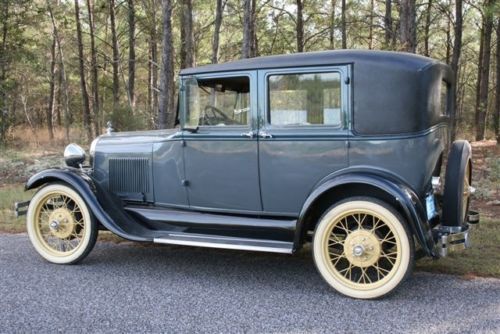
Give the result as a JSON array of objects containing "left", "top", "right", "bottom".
[
  {"left": 27, "top": 184, "right": 97, "bottom": 264},
  {"left": 313, "top": 198, "right": 413, "bottom": 299}
]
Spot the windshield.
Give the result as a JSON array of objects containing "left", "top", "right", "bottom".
[{"left": 183, "top": 76, "right": 250, "bottom": 127}]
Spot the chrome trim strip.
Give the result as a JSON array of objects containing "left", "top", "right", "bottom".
[{"left": 153, "top": 236, "right": 293, "bottom": 254}]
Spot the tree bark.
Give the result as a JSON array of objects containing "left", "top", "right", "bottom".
[
  {"left": 423, "top": 0, "right": 432, "bottom": 57},
  {"left": 0, "top": 1, "right": 9, "bottom": 144},
  {"left": 296, "top": 0, "right": 304, "bottom": 52},
  {"left": 242, "top": 0, "right": 252, "bottom": 58},
  {"left": 399, "top": 0, "right": 416, "bottom": 53},
  {"left": 450, "top": 0, "right": 462, "bottom": 141},
  {"left": 47, "top": 0, "right": 70, "bottom": 142},
  {"left": 87, "top": 0, "right": 100, "bottom": 135},
  {"left": 495, "top": 19, "right": 499, "bottom": 144},
  {"left": 180, "top": 0, "right": 194, "bottom": 68},
  {"left": 475, "top": 1, "right": 494, "bottom": 141},
  {"left": 146, "top": 0, "right": 159, "bottom": 123},
  {"left": 128, "top": 0, "right": 136, "bottom": 109},
  {"left": 158, "top": 0, "right": 175, "bottom": 129},
  {"left": 384, "top": 0, "right": 392, "bottom": 49},
  {"left": 341, "top": 0, "right": 347, "bottom": 49},
  {"left": 212, "top": 0, "right": 225, "bottom": 64},
  {"left": 329, "top": 0, "right": 336, "bottom": 49},
  {"left": 368, "top": 0, "right": 374, "bottom": 50},
  {"left": 47, "top": 27, "right": 56, "bottom": 140},
  {"left": 74, "top": 0, "right": 92, "bottom": 142},
  {"left": 110, "top": 0, "right": 120, "bottom": 111}
]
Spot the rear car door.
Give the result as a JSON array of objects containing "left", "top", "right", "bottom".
[{"left": 257, "top": 66, "right": 350, "bottom": 214}]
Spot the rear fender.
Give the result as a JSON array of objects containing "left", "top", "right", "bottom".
[
  {"left": 25, "top": 168, "right": 150, "bottom": 242},
  {"left": 295, "top": 168, "right": 436, "bottom": 257}
]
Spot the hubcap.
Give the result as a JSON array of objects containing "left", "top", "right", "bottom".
[
  {"left": 344, "top": 229, "right": 381, "bottom": 267},
  {"left": 48, "top": 208, "right": 76, "bottom": 239}
]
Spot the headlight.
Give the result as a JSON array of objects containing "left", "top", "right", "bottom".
[{"left": 64, "top": 143, "right": 86, "bottom": 167}]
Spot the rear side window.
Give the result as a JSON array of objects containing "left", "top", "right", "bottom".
[
  {"left": 268, "top": 72, "right": 342, "bottom": 127},
  {"left": 440, "top": 80, "right": 449, "bottom": 116}
]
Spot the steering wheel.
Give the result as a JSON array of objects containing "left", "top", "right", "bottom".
[{"left": 203, "top": 105, "right": 232, "bottom": 125}]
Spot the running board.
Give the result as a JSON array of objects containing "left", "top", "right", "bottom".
[{"left": 153, "top": 233, "right": 294, "bottom": 254}]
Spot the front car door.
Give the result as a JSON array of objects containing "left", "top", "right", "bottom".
[
  {"left": 257, "top": 66, "right": 351, "bottom": 215},
  {"left": 181, "top": 71, "right": 261, "bottom": 213}
]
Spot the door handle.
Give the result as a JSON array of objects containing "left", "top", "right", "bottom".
[
  {"left": 241, "top": 130, "right": 256, "bottom": 138},
  {"left": 258, "top": 131, "right": 273, "bottom": 139}
]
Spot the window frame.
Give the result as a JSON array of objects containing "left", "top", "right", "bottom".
[
  {"left": 262, "top": 66, "right": 351, "bottom": 131},
  {"left": 180, "top": 71, "right": 255, "bottom": 131}
]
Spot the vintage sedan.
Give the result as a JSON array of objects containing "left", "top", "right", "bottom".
[{"left": 16, "top": 50, "right": 479, "bottom": 299}]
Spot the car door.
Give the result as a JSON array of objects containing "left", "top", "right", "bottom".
[
  {"left": 257, "top": 66, "right": 350, "bottom": 215},
  {"left": 182, "top": 71, "right": 262, "bottom": 212}
]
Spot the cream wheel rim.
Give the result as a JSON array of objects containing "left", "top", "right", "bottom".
[
  {"left": 33, "top": 190, "right": 87, "bottom": 256},
  {"left": 320, "top": 208, "right": 403, "bottom": 290}
]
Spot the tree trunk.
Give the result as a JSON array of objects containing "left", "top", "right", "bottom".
[
  {"left": 495, "top": 20, "right": 499, "bottom": 144},
  {"left": 212, "top": 0, "right": 224, "bottom": 64},
  {"left": 242, "top": 0, "right": 252, "bottom": 58},
  {"left": 329, "top": 0, "right": 336, "bottom": 49},
  {"left": 250, "top": 0, "right": 257, "bottom": 56},
  {"left": 47, "top": 28, "right": 56, "bottom": 140},
  {"left": 55, "top": 59, "right": 62, "bottom": 127},
  {"left": 158, "top": 0, "right": 175, "bottom": 129},
  {"left": 368, "top": 0, "right": 374, "bottom": 50},
  {"left": 74, "top": 0, "right": 92, "bottom": 142},
  {"left": 475, "top": 1, "right": 494, "bottom": 141},
  {"left": 445, "top": 17, "right": 451, "bottom": 64},
  {"left": 296, "top": 0, "right": 304, "bottom": 52},
  {"left": 384, "top": 0, "right": 392, "bottom": 49},
  {"left": 47, "top": 0, "right": 70, "bottom": 142},
  {"left": 128, "top": 0, "right": 136, "bottom": 109},
  {"left": 450, "top": 0, "right": 462, "bottom": 142},
  {"left": 0, "top": 1, "right": 9, "bottom": 144},
  {"left": 147, "top": 0, "right": 159, "bottom": 124},
  {"left": 110, "top": 0, "right": 120, "bottom": 111},
  {"left": 341, "top": 0, "right": 347, "bottom": 49},
  {"left": 423, "top": 0, "right": 432, "bottom": 57},
  {"left": 87, "top": 0, "right": 100, "bottom": 135},
  {"left": 399, "top": 0, "right": 416, "bottom": 53},
  {"left": 180, "top": 0, "right": 194, "bottom": 68}
]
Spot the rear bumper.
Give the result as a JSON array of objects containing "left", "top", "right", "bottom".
[{"left": 433, "top": 210, "right": 480, "bottom": 257}]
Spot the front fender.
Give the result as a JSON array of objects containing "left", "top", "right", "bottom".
[
  {"left": 26, "top": 168, "right": 150, "bottom": 242},
  {"left": 295, "top": 167, "right": 436, "bottom": 257}
]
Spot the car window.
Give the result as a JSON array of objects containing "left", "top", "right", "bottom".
[
  {"left": 268, "top": 72, "right": 342, "bottom": 126},
  {"left": 185, "top": 76, "right": 250, "bottom": 127},
  {"left": 440, "top": 80, "right": 449, "bottom": 116}
]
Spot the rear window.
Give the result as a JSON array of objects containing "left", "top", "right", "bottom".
[{"left": 440, "top": 80, "right": 449, "bottom": 116}]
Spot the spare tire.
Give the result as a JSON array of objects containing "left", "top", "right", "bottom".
[{"left": 441, "top": 140, "right": 472, "bottom": 228}]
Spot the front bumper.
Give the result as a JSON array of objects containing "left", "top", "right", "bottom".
[
  {"left": 433, "top": 210, "right": 480, "bottom": 257},
  {"left": 14, "top": 200, "right": 30, "bottom": 218}
]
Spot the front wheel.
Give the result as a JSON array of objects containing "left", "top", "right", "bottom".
[
  {"left": 26, "top": 183, "right": 98, "bottom": 264},
  {"left": 313, "top": 197, "right": 414, "bottom": 299}
]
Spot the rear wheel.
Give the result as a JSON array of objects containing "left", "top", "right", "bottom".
[
  {"left": 313, "top": 197, "right": 414, "bottom": 299},
  {"left": 27, "top": 183, "right": 98, "bottom": 264}
]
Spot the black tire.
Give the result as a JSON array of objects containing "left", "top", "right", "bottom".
[{"left": 442, "top": 140, "right": 472, "bottom": 227}]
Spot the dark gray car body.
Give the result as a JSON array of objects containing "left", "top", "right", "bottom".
[{"left": 26, "top": 50, "right": 456, "bottom": 257}]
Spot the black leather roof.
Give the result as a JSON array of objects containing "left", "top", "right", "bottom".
[{"left": 180, "top": 50, "right": 439, "bottom": 75}]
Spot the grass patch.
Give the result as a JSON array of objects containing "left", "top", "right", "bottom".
[
  {"left": 416, "top": 219, "right": 500, "bottom": 278},
  {"left": 0, "top": 184, "right": 32, "bottom": 233}
]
